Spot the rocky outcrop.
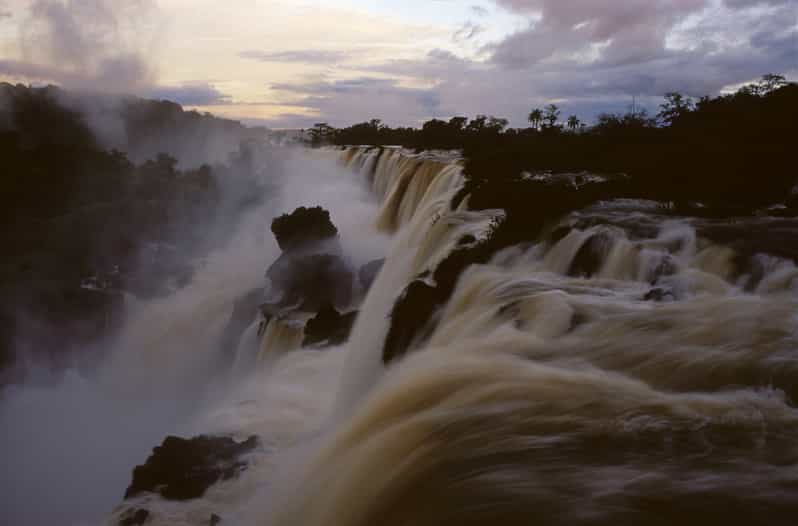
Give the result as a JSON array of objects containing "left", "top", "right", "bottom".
[
  {"left": 124, "top": 435, "right": 259, "bottom": 501},
  {"left": 266, "top": 253, "right": 353, "bottom": 311},
  {"left": 271, "top": 206, "right": 338, "bottom": 252},
  {"left": 302, "top": 303, "right": 358, "bottom": 348},
  {"left": 264, "top": 206, "right": 354, "bottom": 312}
]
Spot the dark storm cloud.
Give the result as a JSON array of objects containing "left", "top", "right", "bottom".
[{"left": 238, "top": 49, "right": 351, "bottom": 64}]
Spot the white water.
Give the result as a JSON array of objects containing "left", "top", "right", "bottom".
[
  {"left": 251, "top": 147, "right": 798, "bottom": 526},
  {"left": 4, "top": 145, "right": 798, "bottom": 525}
]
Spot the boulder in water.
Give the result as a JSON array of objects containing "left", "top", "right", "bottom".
[
  {"left": 271, "top": 206, "right": 338, "bottom": 252},
  {"left": 266, "top": 253, "right": 353, "bottom": 311},
  {"left": 302, "top": 303, "right": 358, "bottom": 347},
  {"left": 124, "top": 435, "right": 259, "bottom": 501}
]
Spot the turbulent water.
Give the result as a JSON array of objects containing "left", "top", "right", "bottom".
[{"left": 3, "top": 145, "right": 798, "bottom": 525}]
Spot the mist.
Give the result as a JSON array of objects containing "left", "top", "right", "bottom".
[{"left": 0, "top": 137, "right": 393, "bottom": 525}]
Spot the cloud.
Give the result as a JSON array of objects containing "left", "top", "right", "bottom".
[
  {"left": 471, "top": 5, "right": 490, "bottom": 17},
  {"left": 266, "top": 77, "right": 441, "bottom": 127},
  {"left": 724, "top": 0, "right": 795, "bottom": 8},
  {"left": 454, "top": 21, "right": 486, "bottom": 42},
  {"left": 15, "top": 0, "right": 160, "bottom": 92},
  {"left": 238, "top": 49, "right": 351, "bottom": 64},
  {"left": 489, "top": 0, "right": 709, "bottom": 68},
  {"left": 148, "top": 83, "right": 232, "bottom": 106}
]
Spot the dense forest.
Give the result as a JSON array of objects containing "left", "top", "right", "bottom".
[
  {"left": 0, "top": 83, "right": 267, "bottom": 375},
  {"left": 315, "top": 74, "right": 797, "bottom": 213}
]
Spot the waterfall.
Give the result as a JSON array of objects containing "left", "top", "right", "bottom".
[
  {"left": 249, "top": 146, "right": 798, "bottom": 526},
  {"left": 6, "top": 142, "right": 796, "bottom": 525}
]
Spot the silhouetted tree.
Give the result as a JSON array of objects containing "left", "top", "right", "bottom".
[
  {"left": 542, "top": 104, "right": 561, "bottom": 129},
  {"left": 658, "top": 92, "right": 694, "bottom": 125},
  {"left": 566, "top": 115, "right": 581, "bottom": 131},
  {"left": 758, "top": 74, "right": 788, "bottom": 95},
  {"left": 528, "top": 108, "right": 543, "bottom": 130},
  {"left": 448, "top": 116, "right": 468, "bottom": 131},
  {"left": 309, "top": 122, "right": 334, "bottom": 146}
]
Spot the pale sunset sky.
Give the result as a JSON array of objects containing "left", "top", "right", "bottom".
[{"left": 1, "top": 0, "right": 795, "bottom": 127}]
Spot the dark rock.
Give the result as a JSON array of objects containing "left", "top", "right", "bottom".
[
  {"left": 358, "top": 259, "right": 384, "bottom": 290},
  {"left": 125, "top": 435, "right": 259, "bottom": 501},
  {"left": 266, "top": 253, "right": 353, "bottom": 311},
  {"left": 643, "top": 287, "right": 675, "bottom": 302},
  {"left": 302, "top": 303, "right": 358, "bottom": 348},
  {"left": 568, "top": 232, "right": 612, "bottom": 278},
  {"left": 210, "top": 514, "right": 222, "bottom": 525},
  {"left": 271, "top": 206, "right": 338, "bottom": 252},
  {"left": 119, "top": 508, "right": 150, "bottom": 526},
  {"left": 383, "top": 279, "right": 448, "bottom": 364},
  {"left": 457, "top": 234, "right": 477, "bottom": 246}
]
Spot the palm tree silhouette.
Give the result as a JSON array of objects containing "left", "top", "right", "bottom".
[
  {"left": 567, "top": 115, "right": 581, "bottom": 131},
  {"left": 528, "top": 108, "right": 543, "bottom": 130}
]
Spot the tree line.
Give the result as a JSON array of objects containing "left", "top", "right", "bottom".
[{"left": 306, "top": 74, "right": 797, "bottom": 211}]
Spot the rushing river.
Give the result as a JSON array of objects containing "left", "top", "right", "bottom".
[{"left": 3, "top": 145, "right": 797, "bottom": 525}]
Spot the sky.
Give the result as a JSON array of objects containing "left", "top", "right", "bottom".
[{"left": 0, "top": 0, "right": 796, "bottom": 128}]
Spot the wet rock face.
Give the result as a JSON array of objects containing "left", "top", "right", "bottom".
[
  {"left": 265, "top": 206, "right": 354, "bottom": 312},
  {"left": 358, "top": 258, "right": 385, "bottom": 291},
  {"left": 568, "top": 232, "right": 612, "bottom": 278},
  {"left": 266, "top": 253, "right": 353, "bottom": 311},
  {"left": 124, "top": 435, "right": 259, "bottom": 501},
  {"left": 118, "top": 508, "right": 150, "bottom": 526},
  {"left": 218, "top": 288, "right": 263, "bottom": 357},
  {"left": 302, "top": 303, "right": 358, "bottom": 348},
  {"left": 383, "top": 279, "right": 448, "bottom": 364},
  {"left": 271, "top": 206, "right": 338, "bottom": 252}
]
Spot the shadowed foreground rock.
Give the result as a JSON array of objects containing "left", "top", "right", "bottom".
[{"left": 125, "top": 435, "right": 259, "bottom": 501}]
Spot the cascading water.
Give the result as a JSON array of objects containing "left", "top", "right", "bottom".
[
  {"left": 250, "top": 146, "right": 798, "bottom": 526},
  {"left": 4, "top": 142, "right": 796, "bottom": 525}
]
